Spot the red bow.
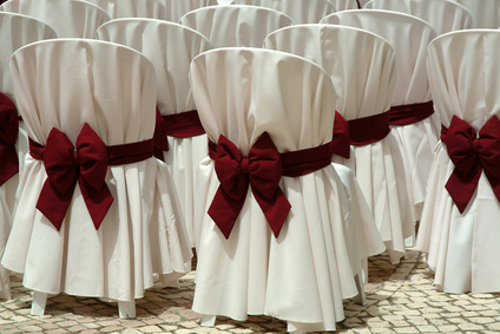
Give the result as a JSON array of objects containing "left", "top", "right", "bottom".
[
  {"left": 330, "top": 111, "right": 351, "bottom": 159},
  {"left": 208, "top": 132, "right": 291, "bottom": 239},
  {"left": 36, "top": 124, "right": 113, "bottom": 230},
  {"left": 153, "top": 107, "right": 169, "bottom": 161},
  {"left": 0, "top": 93, "right": 19, "bottom": 186},
  {"left": 444, "top": 115, "right": 500, "bottom": 213}
]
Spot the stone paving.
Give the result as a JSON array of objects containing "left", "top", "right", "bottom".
[{"left": 1, "top": 249, "right": 500, "bottom": 333}]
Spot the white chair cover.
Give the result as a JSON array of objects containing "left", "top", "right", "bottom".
[
  {"left": 231, "top": 0, "right": 337, "bottom": 23},
  {"left": 363, "top": 0, "right": 473, "bottom": 35},
  {"left": 179, "top": 5, "right": 293, "bottom": 47},
  {"left": 82, "top": 0, "right": 168, "bottom": 20},
  {"left": 97, "top": 18, "right": 214, "bottom": 249},
  {"left": 190, "top": 47, "right": 358, "bottom": 332},
  {"left": 164, "top": 0, "right": 217, "bottom": 22},
  {"left": 264, "top": 25, "right": 414, "bottom": 264},
  {"left": 0, "top": 12, "right": 57, "bottom": 301},
  {"left": 2, "top": 39, "right": 192, "bottom": 302},
  {"left": 331, "top": 0, "right": 359, "bottom": 11},
  {"left": 417, "top": 30, "right": 500, "bottom": 294},
  {"left": 321, "top": 10, "right": 439, "bottom": 221},
  {"left": 455, "top": 0, "right": 500, "bottom": 28},
  {"left": 0, "top": 0, "right": 110, "bottom": 38}
]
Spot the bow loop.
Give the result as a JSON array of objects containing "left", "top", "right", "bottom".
[
  {"left": 208, "top": 132, "right": 291, "bottom": 239},
  {"left": 0, "top": 92, "right": 20, "bottom": 186},
  {"left": 445, "top": 115, "right": 500, "bottom": 213},
  {"left": 76, "top": 124, "right": 108, "bottom": 190}
]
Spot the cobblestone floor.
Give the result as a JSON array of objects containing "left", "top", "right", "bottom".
[{"left": 1, "top": 249, "right": 500, "bottom": 333}]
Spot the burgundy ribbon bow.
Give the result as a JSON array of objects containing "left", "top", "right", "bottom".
[
  {"left": 444, "top": 115, "right": 500, "bottom": 213},
  {"left": 0, "top": 92, "right": 19, "bottom": 186},
  {"left": 36, "top": 124, "right": 113, "bottom": 230},
  {"left": 153, "top": 107, "right": 169, "bottom": 161},
  {"left": 208, "top": 132, "right": 291, "bottom": 239},
  {"left": 330, "top": 111, "right": 351, "bottom": 159}
]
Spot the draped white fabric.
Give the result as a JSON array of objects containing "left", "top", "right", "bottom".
[
  {"left": 82, "top": 0, "right": 168, "bottom": 20},
  {"left": 2, "top": 39, "right": 192, "bottom": 301},
  {"left": 455, "top": 0, "right": 500, "bottom": 28},
  {"left": 363, "top": 0, "right": 473, "bottom": 35},
  {"left": 330, "top": 0, "right": 358, "bottom": 11},
  {"left": 321, "top": 10, "right": 440, "bottom": 220},
  {"left": 0, "top": 0, "right": 110, "bottom": 38},
  {"left": 190, "top": 48, "right": 358, "bottom": 332},
  {"left": 164, "top": 0, "right": 217, "bottom": 22},
  {"left": 97, "top": 19, "right": 214, "bottom": 248},
  {"left": 417, "top": 30, "right": 500, "bottom": 294},
  {"left": 0, "top": 12, "right": 57, "bottom": 301},
  {"left": 264, "top": 25, "right": 414, "bottom": 264},
  {"left": 179, "top": 5, "right": 292, "bottom": 48},
  {"left": 230, "top": 0, "right": 337, "bottom": 23}
]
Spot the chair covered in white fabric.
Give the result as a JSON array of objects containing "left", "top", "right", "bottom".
[
  {"left": 82, "top": 0, "right": 168, "bottom": 20},
  {"left": 164, "top": 0, "right": 217, "bottom": 22},
  {"left": 321, "top": 10, "right": 439, "bottom": 222},
  {"left": 179, "top": 5, "right": 292, "bottom": 47},
  {"left": 455, "top": 0, "right": 500, "bottom": 28},
  {"left": 190, "top": 47, "right": 359, "bottom": 332},
  {"left": 0, "top": 0, "right": 110, "bottom": 38},
  {"left": 2, "top": 38, "right": 192, "bottom": 317},
  {"left": 264, "top": 25, "right": 414, "bottom": 264},
  {"left": 97, "top": 18, "right": 214, "bottom": 250},
  {"left": 0, "top": 12, "right": 57, "bottom": 302},
  {"left": 230, "top": 0, "right": 336, "bottom": 23},
  {"left": 363, "top": 0, "right": 473, "bottom": 35},
  {"left": 416, "top": 29, "right": 500, "bottom": 294}
]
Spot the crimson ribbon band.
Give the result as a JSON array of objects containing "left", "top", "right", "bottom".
[
  {"left": 389, "top": 101, "right": 434, "bottom": 126},
  {"left": 153, "top": 108, "right": 205, "bottom": 160},
  {"left": 0, "top": 92, "right": 19, "bottom": 186},
  {"left": 348, "top": 111, "right": 390, "bottom": 146},
  {"left": 207, "top": 132, "right": 331, "bottom": 239},
  {"left": 442, "top": 115, "right": 500, "bottom": 213},
  {"left": 330, "top": 111, "right": 351, "bottom": 158},
  {"left": 29, "top": 124, "right": 154, "bottom": 230}
]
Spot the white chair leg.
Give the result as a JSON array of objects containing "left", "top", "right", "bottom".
[
  {"left": 201, "top": 315, "right": 216, "bottom": 327},
  {"left": 353, "top": 273, "right": 367, "bottom": 306},
  {"left": 31, "top": 291, "right": 47, "bottom": 316},
  {"left": 118, "top": 300, "right": 136, "bottom": 319}
]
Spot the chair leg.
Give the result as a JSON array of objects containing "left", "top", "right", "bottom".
[
  {"left": 201, "top": 315, "right": 216, "bottom": 327},
  {"left": 353, "top": 273, "right": 367, "bottom": 306},
  {"left": 31, "top": 291, "right": 47, "bottom": 316},
  {"left": 118, "top": 300, "right": 136, "bottom": 319}
]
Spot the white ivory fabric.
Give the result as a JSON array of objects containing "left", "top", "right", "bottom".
[
  {"left": 0, "top": 0, "right": 110, "bottom": 38},
  {"left": 2, "top": 39, "right": 192, "bottom": 301},
  {"left": 264, "top": 25, "right": 414, "bottom": 264},
  {"left": 97, "top": 19, "right": 214, "bottom": 248},
  {"left": 82, "top": 0, "right": 168, "bottom": 20},
  {"left": 190, "top": 47, "right": 358, "bottom": 332},
  {"left": 0, "top": 13, "right": 57, "bottom": 301},
  {"left": 164, "top": 0, "right": 217, "bottom": 22},
  {"left": 363, "top": 0, "right": 473, "bottom": 36},
  {"left": 330, "top": 0, "right": 358, "bottom": 11},
  {"left": 231, "top": 0, "right": 337, "bottom": 23},
  {"left": 321, "top": 10, "right": 440, "bottom": 221},
  {"left": 455, "top": 0, "right": 500, "bottom": 28},
  {"left": 179, "top": 5, "right": 293, "bottom": 48},
  {"left": 416, "top": 30, "right": 500, "bottom": 294}
]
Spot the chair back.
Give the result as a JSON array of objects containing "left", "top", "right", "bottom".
[
  {"left": 82, "top": 0, "right": 168, "bottom": 20},
  {"left": 455, "top": 0, "right": 500, "bottom": 28},
  {"left": 164, "top": 0, "right": 217, "bottom": 22}
]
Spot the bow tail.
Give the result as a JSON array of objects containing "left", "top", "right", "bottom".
[
  {"left": 153, "top": 108, "right": 169, "bottom": 161},
  {"left": 445, "top": 167, "right": 481, "bottom": 213},
  {"left": 0, "top": 144, "right": 18, "bottom": 186},
  {"left": 208, "top": 186, "right": 247, "bottom": 239},
  {"left": 253, "top": 187, "right": 291, "bottom": 238},
  {"left": 79, "top": 177, "right": 113, "bottom": 230},
  {"left": 36, "top": 179, "right": 77, "bottom": 231}
]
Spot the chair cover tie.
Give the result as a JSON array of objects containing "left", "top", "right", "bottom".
[
  {"left": 153, "top": 108, "right": 205, "bottom": 161},
  {"left": 348, "top": 111, "right": 390, "bottom": 145},
  {"left": 30, "top": 124, "right": 154, "bottom": 230},
  {"left": 443, "top": 115, "right": 500, "bottom": 213},
  {"left": 0, "top": 92, "right": 19, "bottom": 186},
  {"left": 208, "top": 132, "right": 291, "bottom": 239},
  {"left": 389, "top": 100, "right": 434, "bottom": 126},
  {"left": 329, "top": 111, "right": 351, "bottom": 158}
]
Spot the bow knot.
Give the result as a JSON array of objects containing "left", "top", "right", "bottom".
[
  {"left": 444, "top": 115, "right": 500, "bottom": 213},
  {"left": 0, "top": 92, "right": 19, "bottom": 186},
  {"left": 208, "top": 132, "right": 291, "bottom": 239},
  {"left": 36, "top": 124, "right": 113, "bottom": 230}
]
